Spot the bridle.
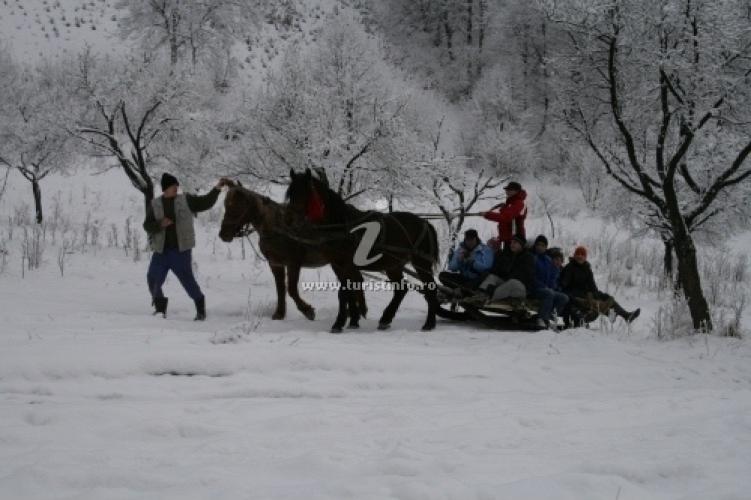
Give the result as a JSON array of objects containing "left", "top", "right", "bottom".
[{"left": 221, "top": 191, "right": 256, "bottom": 238}]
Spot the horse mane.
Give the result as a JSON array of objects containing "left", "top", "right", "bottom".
[
  {"left": 308, "top": 175, "right": 364, "bottom": 224},
  {"left": 230, "top": 185, "right": 284, "bottom": 230}
]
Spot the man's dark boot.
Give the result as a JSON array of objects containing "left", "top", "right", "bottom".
[
  {"left": 613, "top": 302, "right": 640, "bottom": 323},
  {"left": 194, "top": 297, "right": 206, "bottom": 321},
  {"left": 153, "top": 297, "right": 168, "bottom": 318}
]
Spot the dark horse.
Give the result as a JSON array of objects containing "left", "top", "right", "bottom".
[
  {"left": 218, "top": 181, "right": 367, "bottom": 321},
  {"left": 286, "top": 168, "right": 440, "bottom": 332}
]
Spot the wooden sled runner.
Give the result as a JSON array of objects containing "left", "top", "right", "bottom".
[{"left": 433, "top": 284, "right": 547, "bottom": 331}]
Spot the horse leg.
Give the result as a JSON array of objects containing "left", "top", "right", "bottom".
[
  {"left": 286, "top": 263, "right": 315, "bottom": 320},
  {"left": 345, "top": 270, "right": 362, "bottom": 329},
  {"left": 377, "top": 268, "right": 408, "bottom": 330},
  {"left": 270, "top": 264, "right": 286, "bottom": 320},
  {"left": 330, "top": 266, "right": 350, "bottom": 334},
  {"left": 353, "top": 270, "right": 367, "bottom": 319},
  {"left": 415, "top": 260, "right": 438, "bottom": 331}
]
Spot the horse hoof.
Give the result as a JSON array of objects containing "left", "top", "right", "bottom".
[
  {"left": 377, "top": 323, "right": 391, "bottom": 330},
  {"left": 347, "top": 323, "right": 359, "bottom": 329},
  {"left": 272, "top": 312, "right": 285, "bottom": 320},
  {"left": 421, "top": 324, "right": 436, "bottom": 331},
  {"left": 330, "top": 327, "right": 343, "bottom": 334},
  {"left": 302, "top": 308, "right": 316, "bottom": 321}
]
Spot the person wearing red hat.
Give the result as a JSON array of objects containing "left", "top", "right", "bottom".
[
  {"left": 560, "top": 245, "right": 640, "bottom": 326},
  {"left": 482, "top": 181, "right": 528, "bottom": 248}
]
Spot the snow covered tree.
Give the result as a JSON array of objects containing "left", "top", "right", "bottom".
[
  {"left": 361, "top": 0, "right": 497, "bottom": 99},
  {"left": 251, "top": 14, "right": 424, "bottom": 197},
  {"left": 72, "top": 48, "right": 222, "bottom": 208},
  {"left": 114, "top": 0, "right": 263, "bottom": 68},
  {"left": 544, "top": 0, "right": 751, "bottom": 331},
  {"left": 468, "top": 64, "right": 541, "bottom": 177},
  {"left": 0, "top": 53, "right": 76, "bottom": 224}
]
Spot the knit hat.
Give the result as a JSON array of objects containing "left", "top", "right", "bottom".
[
  {"left": 574, "top": 245, "right": 588, "bottom": 258},
  {"left": 161, "top": 173, "right": 179, "bottom": 191},
  {"left": 503, "top": 181, "right": 522, "bottom": 191},
  {"left": 534, "top": 234, "right": 548, "bottom": 247}
]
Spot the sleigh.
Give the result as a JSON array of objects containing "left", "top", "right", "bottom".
[{"left": 433, "top": 283, "right": 548, "bottom": 331}]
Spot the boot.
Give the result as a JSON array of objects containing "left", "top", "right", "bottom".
[
  {"left": 153, "top": 297, "right": 168, "bottom": 318},
  {"left": 194, "top": 297, "right": 206, "bottom": 321},
  {"left": 613, "top": 302, "right": 640, "bottom": 323}
]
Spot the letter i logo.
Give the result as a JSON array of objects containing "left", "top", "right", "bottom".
[{"left": 351, "top": 221, "right": 383, "bottom": 266}]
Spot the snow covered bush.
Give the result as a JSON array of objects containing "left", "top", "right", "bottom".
[
  {"left": 654, "top": 290, "right": 696, "bottom": 339},
  {"left": 21, "top": 225, "right": 44, "bottom": 274}
]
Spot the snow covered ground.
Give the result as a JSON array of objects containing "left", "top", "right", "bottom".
[{"left": 1, "top": 170, "right": 751, "bottom": 499}]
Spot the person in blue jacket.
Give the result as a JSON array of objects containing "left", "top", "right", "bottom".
[
  {"left": 531, "top": 235, "right": 569, "bottom": 328},
  {"left": 439, "top": 229, "right": 494, "bottom": 291}
]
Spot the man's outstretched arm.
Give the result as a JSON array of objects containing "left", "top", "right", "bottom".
[{"left": 186, "top": 178, "right": 230, "bottom": 213}]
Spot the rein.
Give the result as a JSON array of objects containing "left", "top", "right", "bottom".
[
  {"left": 410, "top": 212, "right": 485, "bottom": 220},
  {"left": 221, "top": 197, "right": 255, "bottom": 238}
]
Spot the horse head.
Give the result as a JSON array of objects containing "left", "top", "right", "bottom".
[{"left": 219, "top": 183, "right": 253, "bottom": 242}]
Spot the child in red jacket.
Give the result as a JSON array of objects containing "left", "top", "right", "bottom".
[{"left": 482, "top": 181, "right": 528, "bottom": 248}]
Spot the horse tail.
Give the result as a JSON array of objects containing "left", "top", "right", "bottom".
[{"left": 426, "top": 221, "right": 440, "bottom": 272}]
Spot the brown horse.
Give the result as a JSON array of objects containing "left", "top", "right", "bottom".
[
  {"left": 218, "top": 181, "right": 366, "bottom": 322},
  {"left": 285, "top": 168, "right": 440, "bottom": 332}
]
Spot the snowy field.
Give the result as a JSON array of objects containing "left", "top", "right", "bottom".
[{"left": 1, "top": 171, "right": 751, "bottom": 499}]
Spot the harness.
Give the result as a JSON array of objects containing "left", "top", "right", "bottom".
[
  {"left": 223, "top": 187, "right": 439, "bottom": 277},
  {"left": 279, "top": 211, "right": 436, "bottom": 272}
]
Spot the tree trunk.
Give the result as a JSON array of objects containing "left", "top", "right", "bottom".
[
  {"left": 477, "top": 0, "right": 485, "bottom": 79},
  {"left": 662, "top": 237, "right": 674, "bottom": 280},
  {"left": 32, "top": 178, "right": 43, "bottom": 224},
  {"left": 673, "top": 230, "right": 712, "bottom": 331},
  {"left": 143, "top": 183, "right": 154, "bottom": 212},
  {"left": 443, "top": 10, "right": 454, "bottom": 60},
  {"left": 521, "top": 23, "right": 529, "bottom": 110},
  {"left": 466, "top": 0, "right": 473, "bottom": 82},
  {"left": 170, "top": 7, "right": 179, "bottom": 66},
  {"left": 539, "top": 20, "right": 549, "bottom": 136}
]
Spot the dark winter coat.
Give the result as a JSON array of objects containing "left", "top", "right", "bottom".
[
  {"left": 490, "top": 247, "right": 536, "bottom": 293},
  {"left": 550, "top": 265, "right": 562, "bottom": 291},
  {"left": 560, "top": 258, "right": 599, "bottom": 298},
  {"left": 482, "top": 190, "right": 528, "bottom": 244}
]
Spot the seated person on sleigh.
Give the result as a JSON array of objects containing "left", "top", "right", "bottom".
[
  {"left": 438, "top": 229, "right": 495, "bottom": 293},
  {"left": 440, "top": 229, "right": 641, "bottom": 328}
]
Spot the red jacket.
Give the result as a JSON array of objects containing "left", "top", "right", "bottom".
[{"left": 483, "top": 190, "right": 528, "bottom": 243}]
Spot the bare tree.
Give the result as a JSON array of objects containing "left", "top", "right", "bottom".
[
  {"left": 0, "top": 57, "right": 75, "bottom": 224},
  {"left": 71, "top": 49, "right": 217, "bottom": 208},
  {"left": 430, "top": 168, "right": 503, "bottom": 254},
  {"left": 545, "top": 0, "right": 751, "bottom": 331}
]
